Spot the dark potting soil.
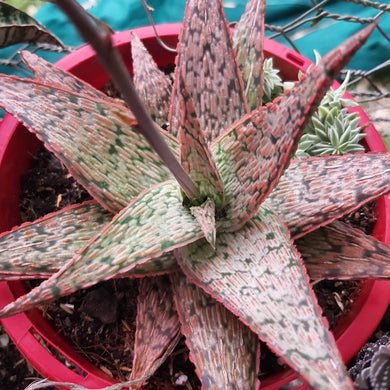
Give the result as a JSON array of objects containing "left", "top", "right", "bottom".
[
  {"left": 8, "top": 145, "right": 372, "bottom": 388},
  {"left": 0, "top": 323, "right": 40, "bottom": 390},
  {"left": 20, "top": 146, "right": 92, "bottom": 221}
]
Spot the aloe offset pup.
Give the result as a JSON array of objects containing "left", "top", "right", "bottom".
[{"left": 1, "top": 0, "right": 390, "bottom": 389}]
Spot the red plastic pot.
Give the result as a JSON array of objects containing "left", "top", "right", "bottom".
[{"left": 1, "top": 24, "right": 390, "bottom": 389}]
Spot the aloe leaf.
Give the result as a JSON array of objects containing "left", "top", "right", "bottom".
[
  {"left": 170, "top": 272, "right": 259, "bottom": 390},
  {"left": 212, "top": 23, "right": 376, "bottom": 232},
  {"left": 233, "top": 0, "right": 266, "bottom": 110},
  {"left": 126, "top": 252, "right": 179, "bottom": 278},
  {"left": 298, "top": 221, "right": 390, "bottom": 280},
  {"left": 177, "top": 205, "right": 353, "bottom": 389},
  {"left": 169, "top": 0, "right": 248, "bottom": 142},
  {"left": 0, "top": 2, "right": 63, "bottom": 48},
  {"left": 0, "top": 201, "right": 110, "bottom": 280},
  {"left": 267, "top": 152, "right": 390, "bottom": 239},
  {"left": 0, "top": 181, "right": 203, "bottom": 318},
  {"left": 0, "top": 75, "right": 179, "bottom": 213},
  {"left": 130, "top": 32, "right": 172, "bottom": 127},
  {"left": 20, "top": 51, "right": 113, "bottom": 102},
  {"left": 130, "top": 276, "right": 181, "bottom": 386},
  {"left": 0, "top": 197, "right": 178, "bottom": 280},
  {"left": 0, "top": 249, "right": 178, "bottom": 281},
  {"left": 178, "top": 80, "right": 224, "bottom": 204},
  {"left": 190, "top": 199, "right": 217, "bottom": 248}
]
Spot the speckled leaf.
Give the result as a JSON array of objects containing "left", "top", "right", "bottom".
[
  {"left": 0, "top": 244, "right": 178, "bottom": 281},
  {"left": 130, "top": 276, "right": 181, "bottom": 387},
  {"left": 0, "top": 75, "right": 179, "bottom": 213},
  {"left": 0, "top": 255, "right": 178, "bottom": 281},
  {"left": 126, "top": 252, "right": 179, "bottom": 278},
  {"left": 0, "top": 181, "right": 203, "bottom": 318},
  {"left": 170, "top": 272, "right": 259, "bottom": 390},
  {"left": 20, "top": 51, "right": 113, "bottom": 102},
  {"left": 178, "top": 81, "right": 224, "bottom": 204},
  {"left": 190, "top": 199, "right": 216, "bottom": 248},
  {"left": 0, "top": 206, "right": 179, "bottom": 282},
  {"left": 298, "top": 221, "right": 390, "bottom": 280},
  {"left": 267, "top": 152, "right": 390, "bottom": 239},
  {"left": 0, "top": 197, "right": 178, "bottom": 279},
  {"left": 233, "top": 0, "right": 266, "bottom": 110},
  {"left": 177, "top": 205, "right": 353, "bottom": 389},
  {"left": 0, "top": 201, "right": 110, "bottom": 280},
  {"left": 131, "top": 32, "right": 172, "bottom": 127},
  {"left": 169, "top": 0, "right": 248, "bottom": 142},
  {"left": 0, "top": 2, "right": 63, "bottom": 48},
  {"left": 212, "top": 23, "right": 376, "bottom": 232}
]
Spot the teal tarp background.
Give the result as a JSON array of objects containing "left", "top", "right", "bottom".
[
  {"left": 0, "top": 0, "right": 388, "bottom": 75},
  {"left": 32, "top": 0, "right": 389, "bottom": 70}
]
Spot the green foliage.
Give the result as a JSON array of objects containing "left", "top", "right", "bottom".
[
  {"left": 262, "top": 55, "right": 366, "bottom": 158},
  {"left": 296, "top": 72, "right": 365, "bottom": 157},
  {"left": 4, "top": 0, "right": 42, "bottom": 15},
  {"left": 0, "top": 1, "right": 63, "bottom": 48},
  {"left": 296, "top": 107, "right": 365, "bottom": 157},
  {"left": 262, "top": 57, "right": 285, "bottom": 103}
]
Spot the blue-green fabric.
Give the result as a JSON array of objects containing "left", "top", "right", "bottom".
[
  {"left": 0, "top": 0, "right": 388, "bottom": 75},
  {"left": 33, "top": 0, "right": 388, "bottom": 70},
  {"left": 265, "top": 1, "right": 390, "bottom": 70}
]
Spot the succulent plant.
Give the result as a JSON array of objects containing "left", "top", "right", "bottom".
[
  {"left": 349, "top": 334, "right": 390, "bottom": 390},
  {"left": 295, "top": 71, "right": 366, "bottom": 158},
  {"left": 1, "top": 0, "right": 390, "bottom": 389},
  {"left": 260, "top": 55, "right": 366, "bottom": 158},
  {"left": 261, "top": 57, "right": 285, "bottom": 103}
]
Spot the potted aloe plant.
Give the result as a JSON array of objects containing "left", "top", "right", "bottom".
[{"left": 1, "top": 0, "right": 390, "bottom": 389}]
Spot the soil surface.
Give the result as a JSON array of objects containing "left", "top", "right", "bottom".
[{"left": 0, "top": 324, "right": 39, "bottom": 390}]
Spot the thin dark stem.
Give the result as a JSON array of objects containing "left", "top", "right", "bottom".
[
  {"left": 140, "top": 0, "right": 177, "bottom": 53},
  {"left": 54, "top": 0, "right": 197, "bottom": 200}
]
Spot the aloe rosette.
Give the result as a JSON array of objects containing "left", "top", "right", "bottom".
[{"left": 1, "top": 0, "right": 390, "bottom": 389}]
